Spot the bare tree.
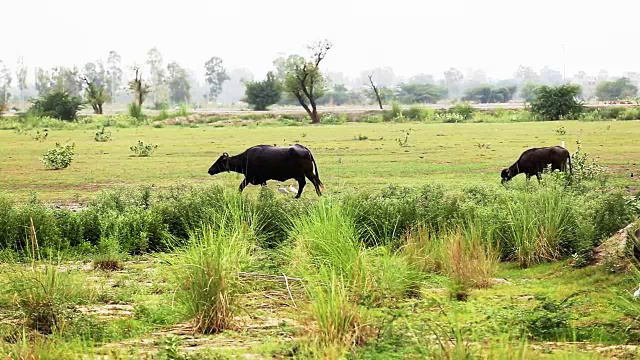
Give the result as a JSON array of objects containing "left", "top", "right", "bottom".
[
  {"left": 283, "top": 40, "right": 332, "bottom": 124},
  {"left": 367, "top": 73, "right": 383, "bottom": 109},
  {"left": 82, "top": 77, "right": 110, "bottom": 114},
  {"left": 128, "top": 67, "right": 150, "bottom": 107}
]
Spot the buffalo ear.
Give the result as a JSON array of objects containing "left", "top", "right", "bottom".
[{"left": 222, "top": 152, "right": 229, "bottom": 158}]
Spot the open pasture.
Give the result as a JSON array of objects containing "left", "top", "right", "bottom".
[
  {"left": 1, "top": 120, "right": 639, "bottom": 201},
  {"left": 1, "top": 119, "right": 640, "bottom": 359}
]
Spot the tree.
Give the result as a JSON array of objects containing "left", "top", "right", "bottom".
[
  {"left": 367, "top": 73, "right": 384, "bottom": 109},
  {"left": 35, "top": 67, "right": 52, "bottom": 96},
  {"left": 16, "top": 57, "right": 28, "bottom": 107},
  {"left": 444, "top": 68, "right": 464, "bottom": 99},
  {"left": 530, "top": 84, "right": 583, "bottom": 120},
  {"left": 50, "top": 66, "right": 82, "bottom": 96},
  {"left": 463, "top": 85, "right": 516, "bottom": 103},
  {"left": 167, "top": 61, "right": 191, "bottom": 104},
  {"left": 272, "top": 55, "right": 288, "bottom": 81},
  {"left": 409, "top": 73, "right": 435, "bottom": 85},
  {"left": 244, "top": 71, "right": 281, "bottom": 110},
  {"left": 283, "top": 40, "right": 332, "bottom": 124},
  {"left": 82, "top": 77, "right": 110, "bottom": 114},
  {"left": 0, "top": 61, "right": 11, "bottom": 112},
  {"left": 219, "top": 68, "right": 254, "bottom": 104},
  {"left": 519, "top": 82, "right": 540, "bottom": 103},
  {"left": 595, "top": 77, "right": 638, "bottom": 101},
  {"left": 146, "top": 47, "right": 167, "bottom": 104},
  {"left": 83, "top": 61, "right": 106, "bottom": 87},
  {"left": 29, "top": 90, "right": 84, "bottom": 121},
  {"left": 128, "top": 66, "right": 151, "bottom": 107},
  {"left": 318, "top": 84, "right": 356, "bottom": 106},
  {"left": 396, "top": 83, "right": 448, "bottom": 104},
  {"left": 106, "top": 50, "right": 123, "bottom": 103},
  {"left": 514, "top": 65, "right": 538, "bottom": 83},
  {"left": 204, "top": 56, "right": 229, "bottom": 102}
]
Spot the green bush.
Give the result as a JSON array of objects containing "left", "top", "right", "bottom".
[
  {"left": 168, "top": 212, "right": 256, "bottom": 334},
  {"left": 128, "top": 102, "right": 145, "bottom": 123},
  {"left": 94, "top": 126, "right": 112, "bottom": 142},
  {"left": 320, "top": 113, "right": 348, "bottom": 124},
  {"left": 41, "top": 143, "right": 75, "bottom": 170},
  {"left": 244, "top": 71, "right": 282, "bottom": 111},
  {"left": 28, "top": 90, "right": 84, "bottom": 121},
  {"left": 450, "top": 102, "right": 474, "bottom": 120},
  {"left": 130, "top": 140, "right": 158, "bottom": 157},
  {"left": 530, "top": 84, "right": 583, "bottom": 120}
]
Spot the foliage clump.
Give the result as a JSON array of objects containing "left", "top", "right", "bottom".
[
  {"left": 41, "top": 143, "right": 75, "bottom": 170},
  {"left": 130, "top": 140, "right": 158, "bottom": 157},
  {"left": 530, "top": 84, "right": 583, "bottom": 120},
  {"left": 244, "top": 71, "right": 282, "bottom": 111},
  {"left": 29, "top": 90, "right": 84, "bottom": 121}
]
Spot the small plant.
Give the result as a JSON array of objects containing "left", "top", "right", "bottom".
[
  {"left": 475, "top": 142, "right": 491, "bottom": 149},
  {"left": 555, "top": 126, "right": 567, "bottom": 135},
  {"left": 94, "top": 126, "right": 112, "bottom": 142},
  {"left": 41, "top": 142, "right": 74, "bottom": 170},
  {"left": 570, "top": 141, "right": 609, "bottom": 184},
  {"left": 130, "top": 140, "right": 158, "bottom": 157},
  {"left": 519, "top": 293, "right": 580, "bottom": 341},
  {"left": 31, "top": 129, "right": 49, "bottom": 142},
  {"left": 354, "top": 134, "right": 369, "bottom": 141},
  {"left": 397, "top": 129, "right": 412, "bottom": 147}
]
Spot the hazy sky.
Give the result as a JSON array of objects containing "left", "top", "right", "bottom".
[{"left": 3, "top": 0, "right": 639, "bottom": 81}]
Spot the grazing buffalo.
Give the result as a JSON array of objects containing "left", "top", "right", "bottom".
[
  {"left": 208, "top": 144, "right": 324, "bottom": 198},
  {"left": 501, "top": 146, "right": 572, "bottom": 183}
]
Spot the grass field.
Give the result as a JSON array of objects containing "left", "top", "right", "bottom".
[
  {"left": 2, "top": 120, "right": 639, "bottom": 201},
  {"left": 2, "top": 118, "right": 640, "bottom": 359}
]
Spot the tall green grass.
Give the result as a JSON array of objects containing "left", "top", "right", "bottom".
[
  {"left": 499, "top": 188, "right": 579, "bottom": 267},
  {"left": 168, "top": 194, "right": 257, "bottom": 334}
]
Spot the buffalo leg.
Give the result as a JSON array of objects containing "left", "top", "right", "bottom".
[
  {"left": 305, "top": 172, "right": 322, "bottom": 196},
  {"left": 238, "top": 178, "right": 248, "bottom": 192},
  {"left": 536, "top": 173, "right": 542, "bottom": 182},
  {"left": 295, "top": 177, "right": 306, "bottom": 199}
]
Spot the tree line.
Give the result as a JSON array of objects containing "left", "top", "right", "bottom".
[{"left": 1, "top": 43, "right": 639, "bottom": 120}]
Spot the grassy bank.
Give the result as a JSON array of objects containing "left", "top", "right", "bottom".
[{"left": 2, "top": 120, "right": 640, "bottom": 201}]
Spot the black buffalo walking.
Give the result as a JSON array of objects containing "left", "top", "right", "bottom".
[{"left": 208, "top": 144, "right": 324, "bottom": 198}]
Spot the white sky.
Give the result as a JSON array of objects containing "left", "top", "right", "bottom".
[{"left": 2, "top": 0, "right": 640, "bottom": 81}]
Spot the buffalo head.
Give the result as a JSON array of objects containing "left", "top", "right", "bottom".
[
  {"left": 208, "top": 153, "right": 230, "bottom": 175},
  {"left": 500, "top": 168, "right": 513, "bottom": 184}
]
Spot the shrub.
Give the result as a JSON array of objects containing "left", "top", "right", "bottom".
[
  {"left": 244, "top": 71, "right": 282, "bottom": 111},
  {"left": 29, "top": 90, "right": 84, "bottom": 121},
  {"left": 130, "top": 140, "right": 158, "bottom": 157},
  {"left": 170, "top": 217, "right": 255, "bottom": 334},
  {"left": 569, "top": 143, "right": 609, "bottom": 186},
  {"left": 128, "top": 102, "right": 145, "bottom": 122},
  {"left": 94, "top": 126, "right": 112, "bottom": 142},
  {"left": 320, "top": 113, "right": 347, "bottom": 124},
  {"left": 306, "top": 268, "right": 368, "bottom": 350},
  {"left": 41, "top": 143, "right": 75, "bottom": 170},
  {"left": 450, "top": 102, "right": 474, "bottom": 120},
  {"left": 31, "top": 129, "right": 49, "bottom": 142},
  {"left": 361, "top": 115, "right": 383, "bottom": 123},
  {"left": 444, "top": 224, "right": 499, "bottom": 300},
  {"left": 519, "top": 294, "right": 579, "bottom": 341},
  {"left": 497, "top": 188, "right": 580, "bottom": 267},
  {"left": 530, "top": 84, "right": 583, "bottom": 120},
  {"left": 390, "top": 101, "right": 403, "bottom": 121},
  {"left": 404, "top": 105, "right": 430, "bottom": 121}
]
